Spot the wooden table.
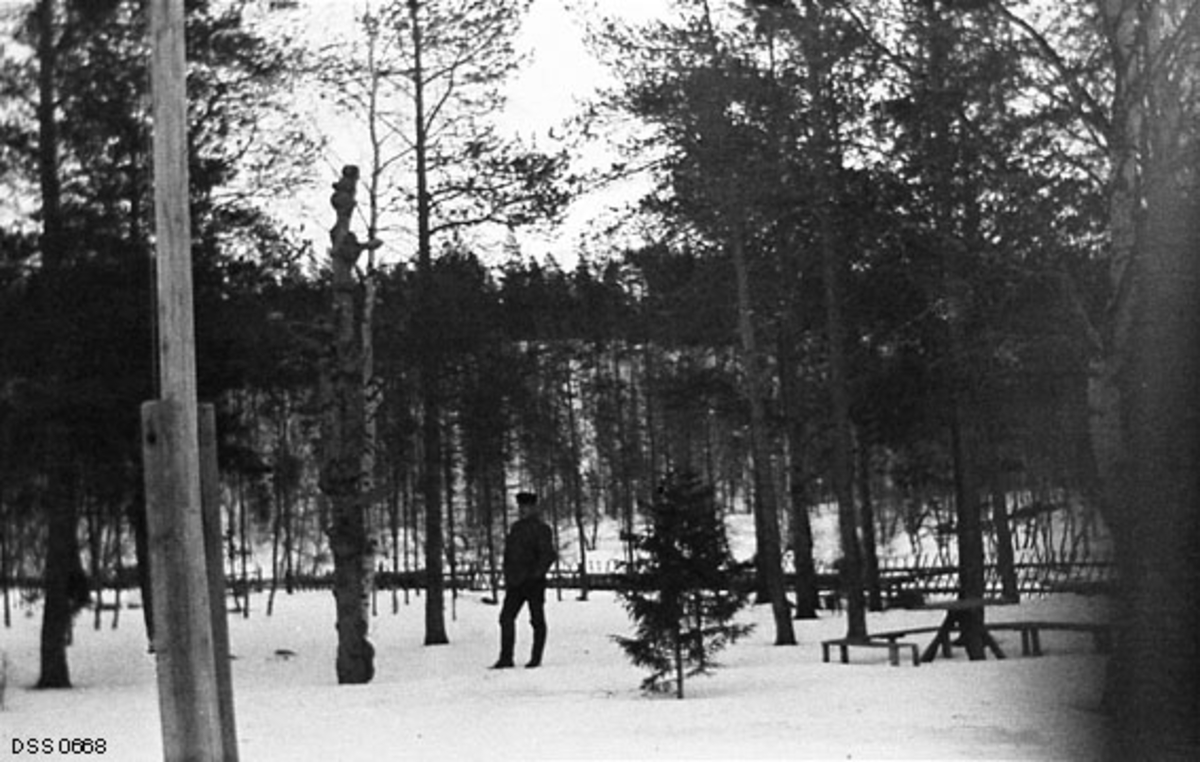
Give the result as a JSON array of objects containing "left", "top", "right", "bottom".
[{"left": 915, "top": 598, "right": 1014, "bottom": 663}]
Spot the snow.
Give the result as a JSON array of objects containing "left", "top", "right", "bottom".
[{"left": 2, "top": 589, "right": 1113, "bottom": 760}]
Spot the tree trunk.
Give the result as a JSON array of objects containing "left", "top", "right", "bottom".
[
  {"left": 730, "top": 228, "right": 795, "bottom": 646},
  {"left": 404, "top": 468, "right": 415, "bottom": 606},
  {"left": 322, "top": 166, "right": 375, "bottom": 684},
  {"left": 482, "top": 465, "right": 499, "bottom": 602},
  {"left": 916, "top": 0, "right": 987, "bottom": 656},
  {"left": 34, "top": 0, "right": 81, "bottom": 688},
  {"left": 1084, "top": 6, "right": 1200, "bottom": 756},
  {"left": 238, "top": 470, "right": 249, "bottom": 618},
  {"left": 108, "top": 515, "right": 121, "bottom": 630},
  {"left": 1105, "top": 170, "right": 1200, "bottom": 757},
  {"left": 949, "top": 405, "right": 987, "bottom": 659},
  {"left": 361, "top": 4, "right": 383, "bottom": 559},
  {"left": 801, "top": 0, "right": 867, "bottom": 641},
  {"left": 37, "top": 435, "right": 80, "bottom": 689},
  {"left": 987, "top": 453, "right": 1019, "bottom": 602},
  {"left": 283, "top": 448, "right": 295, "bottom": 596},
  {"left": 416, "top": 382, "right": 447, "bottom": 639},
  {"left": 777, "top": 322, "right": 819, "bottom": 619},
  {"left": 606, "top": 347, "right": 636, "bottom": 568},
  {"left": 88, "top": 503, "right": 103, "bottom": 632},
  {"left": 822, "top": 231, "right": 866, "bottom": 641},
  {"left": 36, "top": 0, "right": 63, "bottom": 272},
  {"left": 1089, "top": 4, "right": 1200, "bottom": 741},
  {"left": 2, "top": 492, "right": 10, "bottom": 629},
  {"left": 444, "top": 435, "right": 458, "bottom": 617},
  {"left": 565, "top": 374, "right": 590, "bottom": 600},
  {"left": 389, "top": 460, "right": 402, "bottom": 613},
  {"left": 674, "top": 623, "right": 684, "bottom": 700},
  {"left": 268, "top": 434, "right": 283, "bottom": 615},
  {"left": 408, "top": 0, "right": 449, "bottom": 647},
  {"left": 787, "top": 451, "right": 820, "bottom": 620},
  {"left": 420, "top": 391, "right": 448, "bottom": 644},
  {"left": 857, "top": 443, "right": 883, "bottom": 612}
]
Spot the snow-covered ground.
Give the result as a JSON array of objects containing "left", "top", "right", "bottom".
[{"left": 2, "top": 589, "right": 1113, "bottom": 760}]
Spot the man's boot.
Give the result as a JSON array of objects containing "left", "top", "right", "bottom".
[
  {"left": 492, "top": 621, "right": 515, "bottom": 669},
  {"left": 527, "top": 627, "right": 546, "bottom": 668}
]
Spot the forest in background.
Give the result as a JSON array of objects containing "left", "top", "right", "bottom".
[{"left": 1, "top": 0, "right": 1197, "bottom": 754}]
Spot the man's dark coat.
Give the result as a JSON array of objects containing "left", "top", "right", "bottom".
[{"left": 503, "top": 514, "right": 556, "bottom": 587}]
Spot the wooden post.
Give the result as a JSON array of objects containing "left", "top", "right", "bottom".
[
  {"left": 145, "top": 0, "right": 230, "bottom": 758},
  {"left": 142, "top": 402, "right": 224, "bottom": 761},
  {"left": 200, "top": 404, "right": 238, "bottom": 761}
]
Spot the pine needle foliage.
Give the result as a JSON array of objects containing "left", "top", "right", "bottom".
[{"left": 612, "top": 472, "right": 754, "bottom": 698}]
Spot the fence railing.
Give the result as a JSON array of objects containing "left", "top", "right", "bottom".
[
  {"left": 2, "top": 560, "right": 1117, "bottom": 603},
  {"left": 874, "top": 561, "right": 1116, "bottom": 601}
]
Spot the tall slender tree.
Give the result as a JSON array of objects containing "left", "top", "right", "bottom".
[
  {"left": 30, "top": 0, "right": 80, "bottom": 689},
  {"left": 376, "top": 0, "right": 563, "bottom": 644},
  {"left": 921, "top": 0, "right": 988, "bottom": 660},
  {"left": 796, "top": 0, "right": 868, "bottom": 640},
  {"left": 405, "top": 0, "right": 449, "bottom": 645},
  {"left": 596, "top": 0, "right": 799, "bottom": 645}
]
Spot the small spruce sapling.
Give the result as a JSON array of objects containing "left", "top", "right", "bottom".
[{"left": 612, "top": 472, "right": 754, "bottom": 698}]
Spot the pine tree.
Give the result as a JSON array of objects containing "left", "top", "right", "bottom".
[{"left": 612, "top": 472, "right": 753, "bottom": 699}]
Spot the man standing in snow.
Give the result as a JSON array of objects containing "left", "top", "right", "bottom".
[{"left": 493, "top": 491, "right": 556, "bottom": 669}]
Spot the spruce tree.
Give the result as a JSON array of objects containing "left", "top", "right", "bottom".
[{"left": 612, "top": 472, "right": 753, "bottom": 699}]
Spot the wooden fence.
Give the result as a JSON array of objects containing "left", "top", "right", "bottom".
[{"left": 2, "top": 560, "right": 1117, "bottom": 609}]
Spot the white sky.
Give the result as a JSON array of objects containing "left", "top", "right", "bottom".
[
  {"left": 501, "top": 0, "right": 675, "bottom": 131},
  {"left": 1, "top": 0, "right": 668, "bottom": 262},
  {"left": 503, "top": 0, "right": 608, "bottom": 138},
  {"left": 248, "top": 0, "right": 670, "bottom": 268}
]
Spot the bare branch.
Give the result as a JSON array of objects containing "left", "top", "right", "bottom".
[{"left": 996, "top": 3, "right": 1111, "bottom": 138}]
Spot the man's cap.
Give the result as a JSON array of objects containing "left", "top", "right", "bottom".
[{"left": 515, "top": 491, "right": 538, "bottom": 505}]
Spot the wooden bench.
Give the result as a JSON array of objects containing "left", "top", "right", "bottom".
[
  {"left": 865, "top": 626, "right": 944, "bottom": 642},
  {"left": 985, "top": 621, "right": 1113, "bottom": 656},
  {"left": 862, "top": 626, "right": 952, "bottom": 661},
  {"left": 821, "top": 637, "right": 920, "bottom": 667}
]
